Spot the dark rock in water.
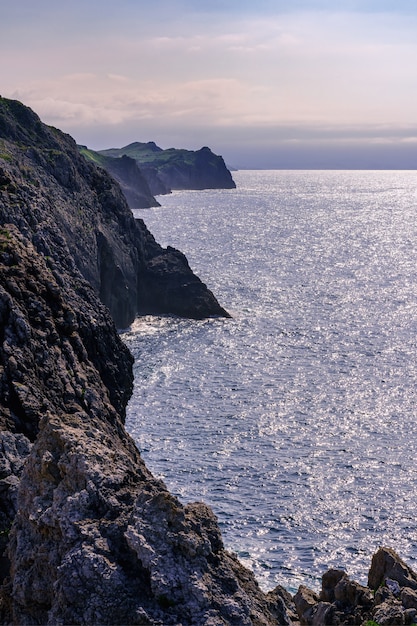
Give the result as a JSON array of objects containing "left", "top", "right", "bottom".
[
  {"left": 289, "top": 549, "right": 417, "bottom": 625},
  {"left": 138, "top": 244, "right": 231, "bottom": 319}
]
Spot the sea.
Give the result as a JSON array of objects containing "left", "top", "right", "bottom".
[{"left": 123, "top": 169, "right": 417, "bottom": 594}]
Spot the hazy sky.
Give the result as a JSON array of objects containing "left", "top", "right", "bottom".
[{"left": 2, "top": 0, "right": 417, "bottom": 168}]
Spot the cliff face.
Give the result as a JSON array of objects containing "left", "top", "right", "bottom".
[
  {"left": 0, "top": 98, "right": 229, "bottom": 328},
  {"left": 1, "top": 97, "right": 417, "bottom": 626},
  {"left": 98, "top": 142, "right": 237, "bottom": 194},
  {"left": 0, "top": 99, "right": 288, "bottom": 624},
  {"left": 78, "top": 147, "right": 161, "bottom": 209},
  {"left": 0, "top": 227, "right": 286, "bottom": 625}
]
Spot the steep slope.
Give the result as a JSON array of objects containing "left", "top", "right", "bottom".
[
  {"left": 1, "top": 97, "right": 416, "bottom": 626},
  {"left": 0, "top": 98, "right": 229, "bottom": 328},
  {"left": 99, "top": 141, "right": 236, "bottom": 193},
  {"left": 0, "top": 225, "right": 289, "bottom": 626},
  {"left": 0, "top": 98, "right": 290, "bottom": 625},
  {"left": 78, "top": 146, "right": 160, "bottom": 209}
]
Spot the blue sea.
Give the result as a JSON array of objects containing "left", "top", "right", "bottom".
[{"left": 123, "top": 170, "right": 417, "bottom": 593}]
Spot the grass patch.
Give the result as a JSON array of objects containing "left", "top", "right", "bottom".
[{"left": 78, "top": 146, "right": 107, "bottom": 167}]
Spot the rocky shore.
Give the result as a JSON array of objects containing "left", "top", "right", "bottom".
[{"left": 1, "top": 97, "right": 417, "bottom": 625}]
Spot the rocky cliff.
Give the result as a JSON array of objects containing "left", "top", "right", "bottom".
[
  {"left": 0, "top": 98, "right": 288, "bottom": 625},
  {"left": 78, "top": 147, "right": 161, "bottom": 209},
  {"left": 0, "top": 98, "right": 229, "bottom": 328},
  {"left": 98, "top": 141, "right": 236, "bottom": 195},
  {"left": 1, "top": 97, "right": 417, "bottom": 626},
  {"left": 0, "top": 225, "right": 288, "bottom": 625}
]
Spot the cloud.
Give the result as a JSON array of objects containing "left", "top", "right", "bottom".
[
  {"left": 12, "top": 73, "right": 253, "bottom": 132},
  {"left": 2, "top": 1, "right": 417, "bottom": 167}
]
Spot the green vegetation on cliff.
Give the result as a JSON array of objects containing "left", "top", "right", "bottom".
[
  {"left": 79, "top": 145, "right": 160, "bottom": 209},
  {"left": 98, "top": 141, "right": 236, "bottom": 193}
]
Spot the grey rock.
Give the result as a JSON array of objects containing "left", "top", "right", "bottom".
[
  {"left": 401, "top": 587, "right": 417, "bottom": 610},
  {"left": 0, "top": 97, "right": 229, "bottom": 328},
  {"left": 265, "top": 586, "right": 296, "bottom": 626},
  {"left": 294, "top": 585, "right": 319, "bottom": 624},
  {"left": 372, "top": 599, "right": 405, "bottom": 625},
  {"left": 368, "top": 547, "right": 417, "bottom": 592}
]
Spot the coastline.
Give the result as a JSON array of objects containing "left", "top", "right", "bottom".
[{"left": 1, "top": 98, "right": 417, "bottom": 625}]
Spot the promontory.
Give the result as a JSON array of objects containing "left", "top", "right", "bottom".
[{"left": 1, "top": 97, "right": 417, "bottom": 626}]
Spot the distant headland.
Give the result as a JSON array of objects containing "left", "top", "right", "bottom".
[{"left": 79, "top": 141, "right": 236, "bottom": 210}]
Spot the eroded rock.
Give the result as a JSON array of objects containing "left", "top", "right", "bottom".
[
  {"left": 369, "top": 547, "right": 417, "bottom": 592},
  {"left": 0, "top": 103, "right": 281, "bottom": 624},
  {"left": 0, "top": 96, "right": 229, "bottom": 328}
]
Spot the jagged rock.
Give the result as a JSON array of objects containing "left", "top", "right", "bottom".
[
  {"left": 0, "top": 222, "right": 284, "bottom": 626},
  {"left": 293, "top": 585, "right": 319, "bottom": 624},
  {"left": 265, "top": 586, "right": 296, "bottom": 625},
  {"left": 0, "top": 99, "right": 284, "bottom": 625},
  {"left": 333, "top": 574, "right": 373, "bottom": 608},
  {"left": 289, "top": 552, "right": 417, "bottom": 626},
  {"left": 0, "top": 96, "right": 229, "bottom": 328},
  {"left": 138, "top": 245, "right": 231, "bottom": 319},
  {"left": 320, "top": 568, "right": 346, "bottom": 603},
  {"left": 368, "top": 547, "right": 417, "bottom": 592},
  {"left": 372, "top": 599, "right": 405, "bottom": 625}
]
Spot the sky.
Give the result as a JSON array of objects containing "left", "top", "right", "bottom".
[{"left": 2, "top": 0, "right": 417, "bottom": 168}]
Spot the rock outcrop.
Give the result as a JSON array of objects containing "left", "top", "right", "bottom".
[
  {"left": 0, "top": 226, "right": 282, "bottom": 625},
  {"left": 0, "top": 98, "right": 285, "bottom": 624},
  {"left": 291, "top": 548, "right": 417, "bottom": 625},
  {"left": 0, "top": 97, "right": 229, "bottom": 328},
  {"left": 98, "top": 141, "right": 236, "bottom": 194}
]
